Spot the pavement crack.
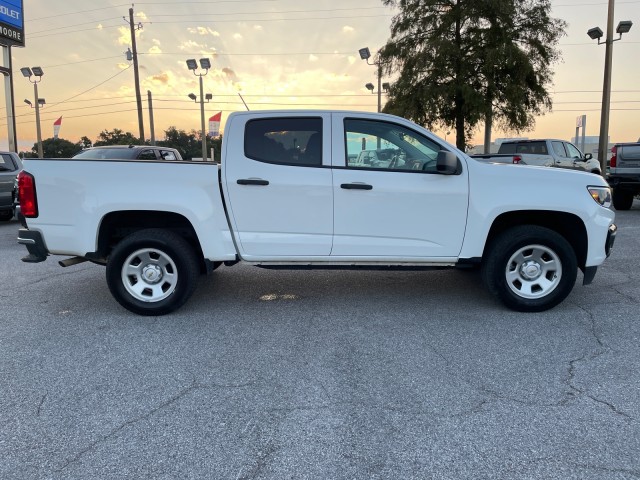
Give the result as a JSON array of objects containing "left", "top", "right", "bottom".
[
  {"left": 562, "top": 304, "right": 633, "bottom": 420},
  {"left": 236, "top": 440, "right": 279, "bottom": 480},
  {"left": 54, "top": 379, "right": 200, "bottom": 473},
  {"left": 36, "top": 392, "right": 47, "bottom": 416}
]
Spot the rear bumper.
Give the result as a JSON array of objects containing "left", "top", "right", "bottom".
[
  {"left": 17, "top": 228, "right": 49, "bottom": 263},
  {"left": 608, "top": 175, "right": 640, "bottom": 189}
]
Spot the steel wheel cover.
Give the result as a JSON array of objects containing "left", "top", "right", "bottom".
[
  {"left": 121, "top": 248, "right": 178, "bottom": 302},
  {"left": 505, "top": 244, "right": 562, "bottom": 300}
]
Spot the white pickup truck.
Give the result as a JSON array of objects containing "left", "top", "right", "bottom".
[{"left": 17, "top": 110, "right": 616, "bottom": 315}]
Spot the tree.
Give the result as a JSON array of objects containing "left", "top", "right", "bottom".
[
  {"left": 159, "top": 126, "right": 222, "bottom": 161},
  {"left": 25, "top": 137, "right": 83, "bottom": 158},
  {"left": 93, "top": 128, "right": 140, "bottom": 146},
  {"left": 379, "top": 0, "right": 566, "bottom": 150},
  {"left": 79, "top": 136, "right": 93, "bottom": 149}
]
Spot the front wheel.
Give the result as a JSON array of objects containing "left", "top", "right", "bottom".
[
  {"left": 482, "top": 226, "right": 577, "bottom": 312},
  {"left": 106, "top": 229, "right": 199, "bottom": 315}
]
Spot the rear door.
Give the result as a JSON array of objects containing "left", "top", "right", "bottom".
[
  {"left": 330, "top": 114, "right": 469, "bottom": 259},
  {"left": 223, "top": 113, "right": 333, "bottom": 258}
]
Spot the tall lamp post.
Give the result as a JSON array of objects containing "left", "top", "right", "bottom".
[
  {"left": 588, "top": 6, "right": 633, "bottom": 177},
  {"left": 359, "top": 47, "right": 386, "bottom": 113},
  {"left": 20, "top": 67, "right": 45, "bottom": 158},
  {"left": 186, "top": 58, "right": 212, "bottom": 160}
]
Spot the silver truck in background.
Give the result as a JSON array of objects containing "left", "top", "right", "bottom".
[
  {"left": 608, "top": 142, "right": 640, "bottom": 210},
  {"left": 471, "top": 139, "right": 601, "bottom": 175}
]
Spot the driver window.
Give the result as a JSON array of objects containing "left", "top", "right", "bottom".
[
  {"left": 552, "top": 141, "right": 567, "bottom": 158},
  {"left": 344, "top": 119, "right": 440, "bottom": 172}
]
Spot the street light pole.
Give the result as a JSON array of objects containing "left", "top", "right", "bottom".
[
  {"left": 377, "top": 63, "right": 382, "bottom": 113},
  {"left": 33, "top": 82, "right": 43, "bottom": 158},
  {"left": 199, "top": 75, "right": 206, "bottom": 161},
  {"left": 186, "top": 58, "right": 212, "bottom": 160},
  {"left": 588, "top": 6, "right": 633, "bottom": 176},
  {"left": 20, "top": 67, "right": 45, "bottom": 158},
  {"left": 359, "top": 47, "right": 387, "bottom": 113}
]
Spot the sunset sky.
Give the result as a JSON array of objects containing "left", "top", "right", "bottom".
[{"left": 1, "top": 0, "right": 639, "bottom": 152}]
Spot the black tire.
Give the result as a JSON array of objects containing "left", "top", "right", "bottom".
[
  {"left": 612, "top": 188, "right": 634, "bottom": 211},
  {"left": 482, "top": 226, "right": 577, "bottom": 312},
  {"left": 0, "top": 208, "right": 14, "bottom": 221},
  {"left": 106, "top": 229, "right": 199, "bottom": 316}
]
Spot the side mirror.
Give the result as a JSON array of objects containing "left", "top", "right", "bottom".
[
  {"left": 436, "top": 150, "right": 458, "bottom": 175},
  {"left": 584, "top": 153, "right": 593, "bottom": 160}
]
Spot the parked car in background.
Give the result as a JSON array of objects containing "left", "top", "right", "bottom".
[
  {"left": 607, "top": 142, "right": 640, "bottom": 210},
  {"left": 0, "top": 152, "right": 23, "bottom": 221},
  {"left": 73, "top": 145, "right": 183, "bottom": 161},
  {"left": 471, "top": 139, "right": 601, "bottom": 174}
]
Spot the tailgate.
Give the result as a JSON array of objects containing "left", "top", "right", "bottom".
[{"left": 618, "top": 145, "right": 640, "bottom": 168}]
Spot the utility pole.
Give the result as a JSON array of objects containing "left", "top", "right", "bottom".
[
  {"left": 1, "top": 46, "right": 18, "bottom": 153},
  {"left": 147, "top": 90, "right": 156, "bottom": 145},
  {"left": 597, "top": 0, "right": 615, "bottom": 175},
  {"left": 128, "top": 7, "right": 145, "bottom": 143}
]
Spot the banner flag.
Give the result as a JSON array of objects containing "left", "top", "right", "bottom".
[
  {"left": 53, "top": 116, "right": 63, "bottom": 139},
  {"left": 209, "top": 112, "right": 222, "bottom": 137}
]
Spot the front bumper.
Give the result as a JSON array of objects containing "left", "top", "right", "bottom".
[
  {"left": 606, "top": 223, "right": 617, "bottom": 258},
  {"left": 17, "top": 228, "right": 49, "bottom": 263},
  {"left": 583, "top": 223, "right": 616, "bottom": 286}
]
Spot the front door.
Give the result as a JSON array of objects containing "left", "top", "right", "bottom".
[{"left": 330, "top": 115, "right": 469, "bottom": 259}]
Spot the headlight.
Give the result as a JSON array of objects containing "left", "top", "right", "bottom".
[{"left": 587, "top": 186, "right": 612, "bottom": 208}]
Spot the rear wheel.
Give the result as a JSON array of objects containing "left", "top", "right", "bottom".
[
  {"left": 612, "top": 188, "right": 634, "bottom": 211},
  {"left": 0, "top": 208, "right": 14, "bottom": 221},
  {"left": 106, "top": 229, "right": 199, "bottom": 315},
  {"left": 482, "top": 226, "right": 577, "bottom": 312}
]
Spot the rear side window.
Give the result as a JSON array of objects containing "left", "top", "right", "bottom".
[
  {"left": 552, "top": 141, "right": 567, "bottom": 157},
  {"left": 499, "top": 143, "right": 516, "bottom": 154},
  {"left": 244, "top": 117, "right": 322, "bottom": 166},
  {"left": 516, "top": 142, "right": 548, "bottom": 155},
  {"left": 0, "top": 154, "right": 16, "bottom": 171},
  {"left": 137, "top": 149, "right": 158, "bottom": 160}
]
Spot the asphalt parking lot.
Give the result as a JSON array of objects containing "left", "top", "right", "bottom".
[{"left": 1, "top": 206, "right": 640, "bottom": 480}]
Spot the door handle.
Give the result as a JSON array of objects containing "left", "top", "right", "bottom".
[
  {"left": 237, "top": 179, "right": 269, "bottom": 186},
  {"left": 340, "top": 183, "right": 373, "bottom": 190}
]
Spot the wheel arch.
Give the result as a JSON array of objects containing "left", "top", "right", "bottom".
[
  {"left": 91, "top": 210, "right": 206, "bottom": 271},
  {"left": 483, "top": 210, "right": 588, "bottom": 270}
]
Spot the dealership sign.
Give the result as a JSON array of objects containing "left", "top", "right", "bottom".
[{"left": 0, "top": 0, "right": 24, "bottom": 47}]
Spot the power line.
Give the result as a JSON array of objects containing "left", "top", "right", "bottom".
[
  {"left": 48, "top": 65, "right": 133, "bottom": 109},
  {"left": 27, "top": 0, "right": 286, "bottom": 22},
  {"left": 29, "top": 18, "right": 123, "bottom": 35}
]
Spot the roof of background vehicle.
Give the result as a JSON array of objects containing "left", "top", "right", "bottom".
[
  {"left": 501, "top": 139, "right": 565, "bottom": 144},
  {"left": 79, "top": 145, "right": 178, "bottom": 150}
]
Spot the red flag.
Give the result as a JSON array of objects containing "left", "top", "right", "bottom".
[
  {"left": 209, "top": 112, "right": 222, "bottom": 137},
  {"left": 53, "top": 116, "right": 62, "bottom": 139}
]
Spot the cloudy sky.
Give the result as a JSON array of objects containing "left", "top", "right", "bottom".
[{"left": 2, "top": 0, "right": 639, "bottom": 151}]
